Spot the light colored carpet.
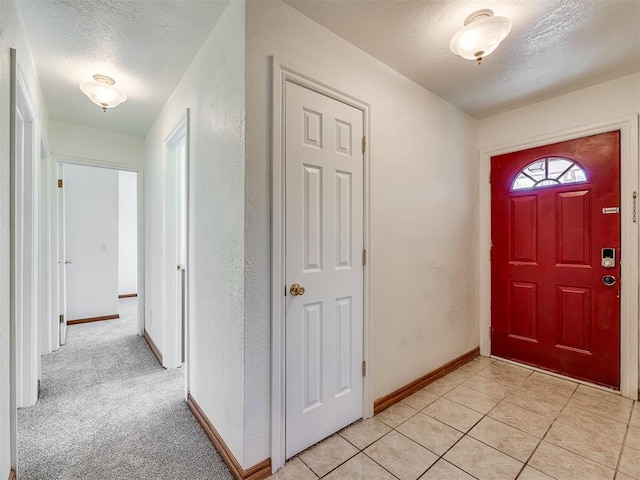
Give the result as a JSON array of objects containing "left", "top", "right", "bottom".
[{"left": 17, "top": 298, "right": 232, "bottom": 480}]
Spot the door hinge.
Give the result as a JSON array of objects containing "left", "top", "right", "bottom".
[
  {"left": 58, "top": 179, "right": 63, "bottom": 188},
  {"left": 362, "top": 249, "right": 367, "bottom": 266},
  {"left": 488, "top": 170, "right": 491, "bottom": 184},
  {"left": 362, "top": 136, "right": 366, "bottom": 154},
  {"left": 59, "top": 314, "right": 64, "bottom": 324},
  {"left": 362, "top": 360, "right": 367, "bottom": 377},
  {"left": 489, "top": 248, "right": 492, "bottom": 262},
  {"left": 284, "top": 285, "right": 287, "bottom": 297}
]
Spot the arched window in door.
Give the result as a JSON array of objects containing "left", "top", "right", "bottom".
[{"left": 511, "top": 157, "right": 588, "bottom": 191}]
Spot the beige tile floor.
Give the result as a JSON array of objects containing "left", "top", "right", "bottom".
[{"left": 268, "top": 357, "right": 640, "bottom": 480}]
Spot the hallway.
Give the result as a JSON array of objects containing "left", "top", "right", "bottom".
[{"left": 17, "top": 298, "right": 232, "bottom": 480}]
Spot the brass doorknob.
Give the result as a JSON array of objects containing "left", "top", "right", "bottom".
[{"left": 289, "top": 283, "right": 305, "bottom": 296}]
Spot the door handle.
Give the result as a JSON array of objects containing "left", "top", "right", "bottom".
[
  {"left": 289, "top": 283, "right": 305, "bottom": 296},
  {"left": 602, "top": 275, "right": 616, "bottom": 286},
  {"left": 64, "top": 260, "right": 72, "bottom": 265}
]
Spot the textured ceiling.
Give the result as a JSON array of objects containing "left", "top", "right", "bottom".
[
  {"left": 284, "top": 0, "right": 640, "bottom": 118},
  {"left": 18, "top": 0, "right": 230, "bottom": 136},
  {"left": 16, "top": 0, "right": 640, "bottom": 138}
]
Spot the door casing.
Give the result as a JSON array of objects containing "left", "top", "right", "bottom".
[
  {"left": 270, "top": 58, "right": 372, "bottom": 472},
  {"left": 14, "top": 65, "right": 40, "bottom": 410},
  {"left": 479, "top": 116, "right": 639, "bottom": 400}
]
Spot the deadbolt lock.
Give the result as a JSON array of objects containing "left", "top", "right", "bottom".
[{"left": 289, "top": 283, "right": 306, "bottom": 296}]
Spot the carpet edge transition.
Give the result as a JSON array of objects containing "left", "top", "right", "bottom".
[
  {"left": 374, "top": 347, "right": 480, "bottom": 414},
  {"left": 187, "top": 394, "right": 271, "bottom": 480}
]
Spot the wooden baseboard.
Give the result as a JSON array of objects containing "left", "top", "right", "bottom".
[
  {"left": 119, "top": 293, "right": 138, "bottom": 298},
  {"left": 374, "top": 347, "right": 480, "bottom": 415},
  {"left": 9, "top": 469, "right": 16, "bottom": 480},
  {"left": 187, "top": 393, "right": 271, "bottom": 480},
  {"left": 67, "top": 314, "right": 119, "bottom": 326},
  {"left": 143, "top": 330, "right": 163, "bottom": 367}
]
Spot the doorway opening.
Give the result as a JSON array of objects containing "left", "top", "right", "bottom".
[{"left": 56, "top": 163, "right": 142, "bottom": 334}]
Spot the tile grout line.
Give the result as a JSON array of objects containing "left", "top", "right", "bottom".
[
  {"left": 392, "top": 366, "right": 507, "bottom": 480},
  {"left": 391, "top": 409, "right": 481, "bottom": 479},
  {"left": 278, "top": 359, "right": 637, "bottom": 480},
  {"left": 614, "top": 422, "right": 632, "bottom": 476},
  {"left": 438, "top": 364, "right": 567, "bottom": 479},
  {"left": 419, "top": 360, "right": 528, "bottom": 478},
  {"left": 478, "top": 364, "right": 623, "bottom": 478},
  {"left": 298, "top": 444, "right": 359, "bottom": 479},
  {"left": 337, "top": 428, "right": 402, "bottom": 479},
  {"left": 466, "top": 369, "right": 538, "bottom": 479},
  {"left": 377, "top": 371, "right": 487, "bottom": 479},
  {"left": 533, "top": 382, "right": 624, "bottom": 476},
  {"left": 512, "top": 372, "right": 571, "bottom": 480},
  {"left": 567, "top": 399, "right": 634, "bottom": 427}
]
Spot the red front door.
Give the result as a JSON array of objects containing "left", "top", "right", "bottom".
[{"left": 491, "top": 131, "right": 621, "bottom": 389}]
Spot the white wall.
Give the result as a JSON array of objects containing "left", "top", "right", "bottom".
[
  {"left": 0, "top": 0, "right": 49, "bottom": 474},
  {"left": 49, "top": 120, "right": 145, "bottom": 167},
  {"left": 64, "top": 164, "right": 119, "bottom": 320},
  {"left": 118, "top": 171, "right": 138, "bottom": 295},
  {"left": 145, "top": 0, "right": 245, "bottom": 463},
  {"left": 245, "top": 0, "right": 478, "bottom": 467},
  {"left": 479, "top": 73, "right": 640, "bottom": 150}
]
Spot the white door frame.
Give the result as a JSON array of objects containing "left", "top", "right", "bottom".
[
  {"left": 53, "top": 156, "right": 146, "bottom": 338},
  {"left": 14, "top": 65, "right": 40, "bottom": 409},
  {"left": 38, "top": 135, "right": 56, "bottom": 355},
  {"left": 478, "top": 115, "right": 639, "bottom": 400},
  {"left": 9, "top": 47, "right": 18, "bottom": 471},
  {"left": 162, "top": 110, "right": 190, "bottom": 376},
  {"left": 56, "top": 163, "right": 67, "bottom": 346},
  {"left": 270, "top": 58, "right": 372, "bottom": 472}
]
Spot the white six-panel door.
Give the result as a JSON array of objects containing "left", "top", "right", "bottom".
[{"left": 285, "top": 81, "right": 364, "bottom": 458}]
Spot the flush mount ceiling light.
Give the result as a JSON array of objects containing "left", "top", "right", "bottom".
[
  {"left": 449, "top": 9, "right": 512, "bottom": 64},
  {"left": 79, "top": 74, "right": 127, "bottom": 112}
]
